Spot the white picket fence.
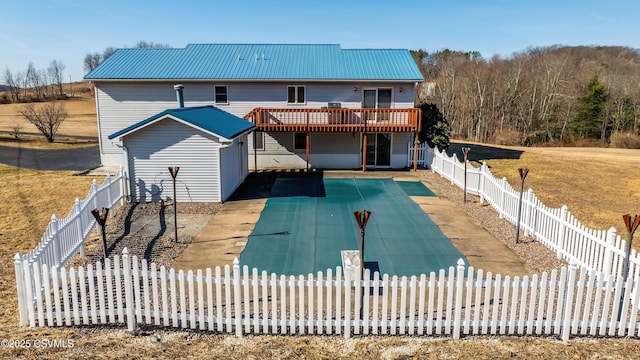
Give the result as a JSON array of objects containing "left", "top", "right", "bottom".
[
  {"left": 14, "top": 248, "right": 640, "bottom": 340},
  {"left": 408, "top": 142, "right": 640, "bottom": 280},
  {"left": 21, "top": 169, "right": 127, "bottom": 269}
]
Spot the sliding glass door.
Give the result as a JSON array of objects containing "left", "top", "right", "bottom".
[{"left": 365, "top": 133, "right": 391, "bottom": 167}]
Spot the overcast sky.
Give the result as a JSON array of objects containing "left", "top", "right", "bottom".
[{"left": 2, "top": 0, "right": 639, "bottom": 82}]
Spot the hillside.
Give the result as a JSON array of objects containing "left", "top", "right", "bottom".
[{"left": 414, "top": 45, "right": 640, "bottom": 146}]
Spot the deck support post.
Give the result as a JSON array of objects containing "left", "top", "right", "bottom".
[
  {"left": 306, "top": 131, "right": 310, "bottom": 172},
  {"left": 362, "top": 133, "right": 367, "bottom": 172},
  {"left": 413, "top": 132, "right": 419, "bottom": 172},
  {"left": 253, "top": 130, "right": 258, "bottom": 172}
]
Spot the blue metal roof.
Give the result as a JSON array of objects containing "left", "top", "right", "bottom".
[
  {"left": 108, "top": 106, "right": 255, "bottom": 140},
  {"left": 85, "top": 44, "right": 423, "bottom": 81}
]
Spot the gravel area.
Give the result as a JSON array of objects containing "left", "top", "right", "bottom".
[
  {"left": 72, "top": 201, "right": 222, "bottom": 269},
  {"left": 418, "top": 169, "right": 567, "bottom": 274}
]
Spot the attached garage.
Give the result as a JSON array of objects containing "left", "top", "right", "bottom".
[{"left": 108, "top": 106, "right": 255, "bottom": 202}]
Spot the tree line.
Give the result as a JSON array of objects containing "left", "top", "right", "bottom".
[
  {"left": 2, "top": 60, "right": 66, "bottom": 103},
  {"left": 412, "top": 46, "right": 640, "bottom": 147}
]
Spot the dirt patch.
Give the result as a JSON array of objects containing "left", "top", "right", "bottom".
[{"left": 71, "top": 202, "right": 221, "bottom": 269}]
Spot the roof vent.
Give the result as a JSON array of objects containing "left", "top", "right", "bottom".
[{"left": 173, "top": 84, "right": 185, "bottom": 108}]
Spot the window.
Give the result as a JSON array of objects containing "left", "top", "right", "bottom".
[
  {"left": 253, "top": 131, "right": 264, "bottom": 150},
  {"left": 294, "top": 132, "right": 306, "bottom": 150},
  {"left": 214, "top": 85, "right": 228, "bottom": 104},
  {"left": 287, "top": 85, "right": 305, "bottom": 104}
]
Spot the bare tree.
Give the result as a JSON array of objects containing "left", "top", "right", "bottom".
[
  {"left": 84, "top": 52, "right": 102, "bottom": 73},
  {"left": 3, "top": 67, "right": 21, "bottom": 102},
  {"left": 20, "top": 101, "right": 67, "bottom": 142},
  {"left": 25, "top": 62, "right": 46, "bottom": 100},
  {"left": 47, "top": 60, "right": 66, "bottom": 98},
  {"left": 102, "top": 46, "right": 117, "bottom": 61}
]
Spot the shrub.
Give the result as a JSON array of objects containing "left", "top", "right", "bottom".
[{"left": 610, "top": 131, "right": 640, "bottom": 149}]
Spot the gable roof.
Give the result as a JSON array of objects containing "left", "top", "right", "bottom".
[
  {"left": 108, "top": 106, "right": 255, "bottom": 142},
  {"left": 85, "top": 44, "right": 424, "bottom": 82}
]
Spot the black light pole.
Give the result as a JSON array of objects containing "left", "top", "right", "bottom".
[
  {"left": 462, "top": 147, "right": 470, "bottom": 203},
  {"left": 515, "top": 168, "right": 529, "bottom": 244},
  {"left": 354, "top": 209, "right": 371, "bottom": 319},
  {"left": 168, "top": 166, "right": 180, "bottom": 243},
  {"left": 619, "top": 214, "right": 640, "bottom": 321},
  {"left": 91, "top": 208, "right": 110, "bottom": 260}
]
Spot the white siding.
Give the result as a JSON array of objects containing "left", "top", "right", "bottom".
[
  {"left": 219, "top": 133, "right": 249, "bottom": 201},
  {"left": 125, "top": 119, "right": 221, "bottom": 202},
  {"left": 96, "top": 81, "right": 416, "bottom": 167}
]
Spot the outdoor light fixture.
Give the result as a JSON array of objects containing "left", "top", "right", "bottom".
[
  {"left": 399, "top": 87, "right": 403, "bottom": 93},
  {"left": 353, "top": 86, "right": 358, "bottom": 92}
]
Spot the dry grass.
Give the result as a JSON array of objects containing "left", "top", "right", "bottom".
[
  {"left": 1, "top": 109, "right": 639, "bottom": 357},
  {"left": 479, "top": 146, "right": 640, "bottom": 232},
  {"left": 0, "top": 95, "right": 98, "bottom": 148}
]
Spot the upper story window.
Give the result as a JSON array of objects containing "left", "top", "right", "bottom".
[
  {"left": 215, "top": 85, "right": 228, "bottom": 104},
  {"left": 287, "top": 85, "right": 305, "bottom": 104}
]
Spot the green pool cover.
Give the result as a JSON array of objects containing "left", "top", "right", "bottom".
[{"left": 239, "top": 178, "right": 466, "bottom": 276}]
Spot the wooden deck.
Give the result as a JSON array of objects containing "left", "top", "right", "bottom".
[{"left": 244, "top": 108, "right": 421, "bottom": 132}]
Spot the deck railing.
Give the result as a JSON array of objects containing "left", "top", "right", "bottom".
[{"left": 244, "top": 107, "right": 421, "bottom": 132}]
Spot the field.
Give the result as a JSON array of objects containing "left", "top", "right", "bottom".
[
  {"left": 450, "top": 143, "right": 640, "bottom": 233},
  {"left": 0, "top": 83, "right": 97, "bottom": 149},
  {"left": 1, "top": 94, "right": 639, "bottom": 358}
]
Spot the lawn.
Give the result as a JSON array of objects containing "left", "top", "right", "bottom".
[{"left": 1, "top": 93, "right": 640, "bottom": 357}]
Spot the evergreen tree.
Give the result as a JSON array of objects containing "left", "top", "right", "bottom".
[
  {"left": 572, "top": 74, "right": 608, "bottom": 139},
  {"left": 418, "top": 103, "right": 451, "bottom": 150}
]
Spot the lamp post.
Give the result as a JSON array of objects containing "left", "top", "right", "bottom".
[
  {"left": 619, "top": 214, "right": 640, "bottom": 321},
  {"left": 515, "top": 168, "right": 529, "bottom": 244},
  {"left": 462, "top": 147, "right": 470, "bottom": 203},
  {"left": 91, "top": 207, "right": 110, "bottom": 260},
  {"left": 168, "top": 166, "right": 180, "bottom": 243}
]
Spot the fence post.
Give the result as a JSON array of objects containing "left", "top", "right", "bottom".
[
  {"left": 561, "top": 263, "right": 578, "bottom": 342},
  {"left": 478, "top": 162, "right": 487, "bottom": 204},
  {"left": 557, "top": 206, "right": 569, "bottom": 259},
  {"left": 233, "top": 258, "right": 242, "bottom": 337},
  {"left": 524, "top": 189, "right": 533, "bottom": 236},
  {"left": 450, "top": 154, "right": 456, "bottom": 185},
  {"left": 50, "top": 215, "right": 62, "bottom": 267},
  {"left": 91, "top": 179, "right": 99, "bottom": 211},
  {"left": 344, "top": 259, "right": 352, "bottom": 339},
  {"left": 122, "top": 247, "right": 135, "bottom": 331},
  {"left": 453, "top": 258, "right": 465, "bottom": 339},
  {"left": 74, "top": 198, "right": 86, "bottom": 258},
  {"left": 603, "top": 227, "right": 618, "bottom": 276},
  {"left": 14, "top": 253, "right": 28, "bottom": 326},
  {"left": 105, "top": 173, "right": 113, "bottom": 210},
  {"left": 498, "top": 178, "right": 508, "bottom": 219}
]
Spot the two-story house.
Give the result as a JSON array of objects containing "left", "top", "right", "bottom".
[{"left": 85, "top": 44, "right": 423, "bottom": 201}]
